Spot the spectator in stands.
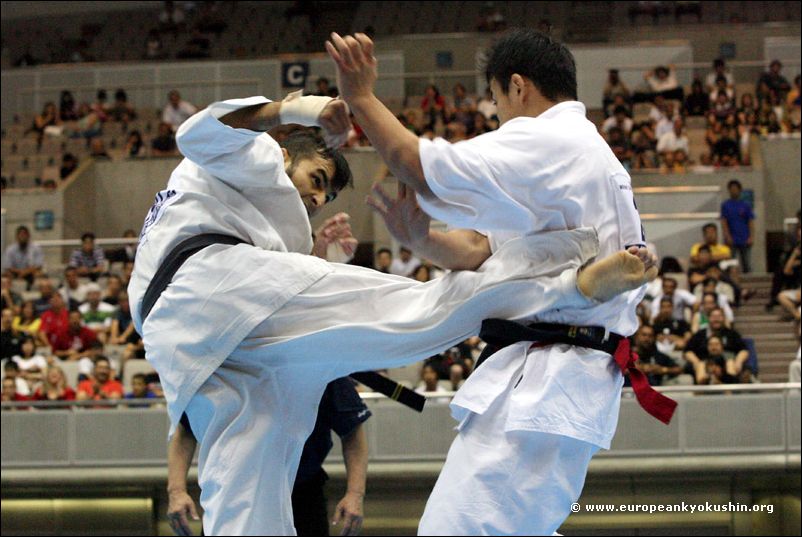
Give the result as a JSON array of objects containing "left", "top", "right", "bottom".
[
  {"left": 767, "top": 223, "right": 801, "bottom": 312},
  {"left": 476, "top": 87, "right": 497, "bottom": 120},
  {"left": 144, "top": 30, "right": 167, "bottom": 60},
  {"left": 639, "top": 64, "right": 683, "bottom": 103},
  {"left": 89, "top": 138, "right": 111, "bottom": 159},
  {"left": 69, "top": 232, "right": 106, "bottom": 281},
  {"left": 709, "top": 75, "right": 734, "bottom": 106},
  {"left": 106, "top": 229, "right": 138, "bottom": 264},
  {"left": 32, "top": 365, "right": 76, "bottom": 403},
  {"left": 633, "top": 323, "right": 683, "bottom": 386},
  {"left": 630, "top": 123, "right": 658, "bottom": 170},
  {"left": 312, "top": 77, "right": 339, "bottom": 98},
  {"left": 59, "top": 90, "right": 79, "bottom": 121},
  {"left": 602, "top": 106, "right": 634, "bottom": 138},
  {"left": 787, "top": 74, "right": 801, "bottom": 130},
  {"left": 690, "top": 223, "right": 732, "bottom": 268},
  {"left": 449, "top": 83, "right": 475, "bottom": 124},
  {"left": 685, "top": 308, "right": 750, "bottom": 383},
  {"left": 606, "top": 126, "right": 633, "bottom": 168},
  {"left": 374, "top": 248, "right": 392, "bottom": 273},
  {"left": 602, "top": 69, "right": 631, "bottom": 117},
  {"left": 29, "top": 102, "right": 61, "bottom": 146},
  {"left": 720, "top": 179, "right": 754, "bottom": 273},
  {"left": 411, "top": 264, "right": 432, "bottom": 283},
  {"left": 33, "top": 278, "right": 57, "bottom": 317},
  {"left": 1, "top": 275, "right": 21, "bottom": 312},
  {"left": 390, "top": 246, "right": 421, "bottom": 277},
  {"left": 778, "top": 288, "right": 801, "bottom": 322},
  {"left": 60, "top": 153, "right": 79, "bottom": 179},
  {"left": 2, "top": 359, "right": 32, "bottom": 397},
  {"left": 705, "top": 58, "right": 734, "bottom": 93},
  {"left": 738, "top": 93, "right": 757, "bottom": 118},
  {"left": 1, "top": 375, "right": 29, "bottom": 403},
  {"left": 684, "top": 79, "right": 710, "bottom": 117},
  {"left": 111, "top": 290, "right": 145, "bottom": 367},
  {"left": 162, "top": 90, "right": 197, "bottom": 131},
  {"left": 694, "top": 271, "right": 736, "bottom": 314},
  {"left": 109, "top": 88, "right": 137, "bottom": 123},
  {"left": 79, "top": 283, "right": 116, "bottom": 343},
  {"left": 469, "top": 112, "right": 492, "bottom": 137},
  {"left": 605, "top": 94, "right": 632, "bottom": 121},
  {"left": 702, "top": 337, "right": 741, "bottom": 384},
  {"left": 420, "top": 84, "right": 447, "bottom": 128},
  {"left": 124, "top": 131, "right": 145, "bottom": 157},
  {"left": 652, "top": 297, "right": 692, "bottom": 353},
  {"left": 416, "top": 363, "right": 446, "bottom": 395},
  {"left": 125, "top": 372, "right": 157, "bottom": 406},
  {"left": 762, "top": 110, "right": 787, "bottom": 135},
  {"left": 151, "top": 121, "right": 179, "bottom": 156},
  {"left": 67, "top": 103, "right": 103, "bottom": 142},
  {"left": 90, "top": 90, "right": 110, "bottom": 122},
  {"left": 101, "top": 275, "right": 124, "bottom": 307},
  {"left": 757, "top": 60, "right": 792, "bottom": 102},
  {"left": 12, "top": 300, "right": 45, "bottom": 346},
  {"left": 712, "top": 125, "right": 741, "bottom": 166},
  {"left": 656, "top": 117, "right": 689, "bottom": 161},
  {"left": 12, "top": 335, "right": 48, "bottom": 380},
  {"left": 712, "top": 90, "right": 735, "bottom": 121},
  {"left": 76, "top": 356, "right": 123, "bottom": 402},
  {"left": 1, "top": 308, "right": 24, "bottom": 361},
  {"left": 45, "top": 305, "right": 94, "bottom": 362},
  {"left": 691, "top": 291, "right": 732, "bottom": 333},
  {"left": 59, "top": 266, "right": 88, "bottom": 308},
  {"left": 650, "top": 277, "right": 697, "bottom": 322},
  {"left": 3, "top": 226, "right": 45, "bottom": 288}
]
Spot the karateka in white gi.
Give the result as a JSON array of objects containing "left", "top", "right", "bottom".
[
  {"left": 128, "top": 86, "right": 655, "bottom": 534},
  {"left": 326, "top": 28, "right": 658, "bottom": 535}
]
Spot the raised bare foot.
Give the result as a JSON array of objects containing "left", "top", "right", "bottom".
[{"left": 577, "top": 247, "right": 659, "bottom": 302}]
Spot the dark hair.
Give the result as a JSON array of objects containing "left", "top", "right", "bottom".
[
  {"left": 613, "top": 105, "right": 628, "bottom": 116},
  {"left": 727, "top": 179, "right": 742, "bottom": 190},
  {"left": 97, "top": 89, "right": 107, "bottom": 101},
  {"left": 484, "top": 28, "right": 577, "bottom": 101},
  {"left": 81, "top": 232, "right": 96, "bottom": 242},
  {"left": 132, "top": 373, "right": 147, "bottom": 382},
  {"left": 15, "top": 225, "right": 30, "bottom": 235},
  {"left": 655, "top": 66, "right": 669, "bottom": 76},
  {"left": 399, "top": 246, "right": 412, "bottom": 254},
  {"left": 94, "top": 356, "right": 110, "bottom": 367},
  {"left": 114, "top": 89, "right": 128, "bottom": 102},
  {"left": 713, "top": 58, "right": 725, "bottom": 69},
  {"left": 376, "top": 248, "right": 392, "bottom": 256},
  {"left": 702, "top": 291, "right": 718, "bottom": 302},
  {"left": 663, "top": 277, "right": 678, "bottom": 286},
  {"left": 4, "top": 361, "right": 20, "bottom": 372},
  {"left": 702, "top": 223, "right": 717, "bottom": 233},
  {"left": 703, "top": 277, "right": 718, "bottom": 287},
  {"left": 659, "top": 297, "right": 674, "bottom": 306},
  {"left": 715, "top": 75, "right": 727, "bottom": 84},
  {"left": 278, "top": 131, "right": 353, "bottom": 196}
]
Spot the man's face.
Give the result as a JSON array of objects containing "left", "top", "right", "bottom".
[
  {"left": 94, "top": 361, "right": 111, "bottom": 383},
  {"left": 709, "top": 310, "right": 724, "bottom": 331},
  {"left": 2, "top": 378, "right": 16, "bottom": 400},
  {"left": 702, "top": 295, "right": 717, "bottom": 313},
  {"left": 704, "top": 226, "right": 718, "bottom": 245},
  {"left": 698, "top": 250, "right": 712, "bottom": 266},
  {"left": 729, "top": 184, "right": 741, "bottom": 199},
  {"left": 69, "top": 311, "right": 83, "bottom": 330},
  {"left": 169, "top": 92, "right": 180, "bottom": 106},
  {"left": 285, "top": 153, "right": 337, "bottom": 218},
  {"left": 707, "top": 337, "right": 724, "bottom": 357},
  {"left": 663, "top": 280, "right": 677, "bottom": 296},
  {"left": 400, "top": 249, "right": 412, "bottom": 262},
  {"left": 422, "top": 366, "right": 438, "bottom": 387},
  {"left": 49, "top": 293, "right": 64, "bottom": 311},
  {"left": 82, "top": 238, "right": 94, "bottom": 253},
  {"left": 87, "top": 291, "right": 101, "bottom": 307},
  {"left": 17, "top": 229, "right": 29, "bottom": 246},
  {"left": 376, "top": 252, "right": 391, "bottom": 270},
  {"left": 39, "top": 280, "right": 54, "bottom": 298},
  {"left": 635, "top": 326, "right": 655, "bottom": 350},
  {"left": 132, "top": 377, "right": 148, "bottom": 396},
  {"left": 659, "top": 301, "right": 673, "bottom": 319},
  {"left": 65, "top": 270, "right": 78, "bottom": 287}
]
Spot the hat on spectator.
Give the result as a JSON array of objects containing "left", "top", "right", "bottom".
[{"left": 85, "top": 282, "right": 102, "bottom": 294}]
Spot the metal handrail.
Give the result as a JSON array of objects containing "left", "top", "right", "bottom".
[{"left": 3, "top": 383, "right": 799, "bottom": 409}]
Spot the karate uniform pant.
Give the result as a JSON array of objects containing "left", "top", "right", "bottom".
[
  {"left": 417, "top": 372, "right": 599, "bottom": 536},
  {"left": 184, "top": 230, "right": 599, "bottom": 536}
]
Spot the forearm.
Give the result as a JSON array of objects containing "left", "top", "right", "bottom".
[
  {"left": 167, "top": 425, "right": 197, "bottom": 494},
  {"left": 341, "top": 426, "right": 368, "bottom": 497},
  {"left": 413, "top": 229, "right": 491, "bottom": 271},
  {"left": 218, "top": 102, "right": 282, "bottom": 132},
  {"left": 348, "top": 94, "right": 431, "bottom": 197}
]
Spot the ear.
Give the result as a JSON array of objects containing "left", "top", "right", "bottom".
[
  {"left": 510, "top": 74, "right": 526, "bottom": 97},
  {"left": 281, "top": 147, "right": 291, "bottom": 169}
]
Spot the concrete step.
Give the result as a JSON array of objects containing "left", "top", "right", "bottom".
[
  {"left": 737, "top": 323, "right": 796, "bottom": 335},
  {"left": 761, "top": 373, "right": 792, "bottom": 383},
  {"left": 741, "top": 273, "right": 773, "bottom": 284}
]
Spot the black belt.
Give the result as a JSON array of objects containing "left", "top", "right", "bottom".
[
  {"left": 476, "top": 318, "right": 621, "bottom": 368},
  {"left": 140, "top": 233, "right": 425, "bottom": 413}
]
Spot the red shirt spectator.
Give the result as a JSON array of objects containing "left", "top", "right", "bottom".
[
  {"left": 50, "top": 310, "right": 98, "bottom": 360},
  {"left": 40, "top": 294, "right": 70, "bottom": 348},
  {"left": 2, "top": 377, "right": 30, "bottom": 403},
  {"left": 76, "top": 357, "right": 123, "bottom": 401}
]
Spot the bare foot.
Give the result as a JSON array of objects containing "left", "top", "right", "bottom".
[{"left": 577, "top": 247, "right": 659, "bottom": 302}]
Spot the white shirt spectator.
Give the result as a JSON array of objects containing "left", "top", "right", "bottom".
[
  {"left": 647, "top": 68, "right": 679, "bottom": 93},
  {"left": 655, "top": 116, "right": 674, "bottom": 140},
  {"left": 60, "top": 282, "right": 90, "bottom": 305},
  {"left": 650, "top": 290, "right": 697, "bottom": 322},
  {"left": 705, "top": 71, "right": 734, "bottom": 91},
  {"left": 163, "top": 100, "right": 198, "bottom": 131},
  {"left": 709, "top": 87, "right": 735, "bottom": 104},
  {"left": 601, "top": 116, "right": 633, "bottom": 136},
  {"left": 656, "top": 130, "right": 690, "bottom": 154}
]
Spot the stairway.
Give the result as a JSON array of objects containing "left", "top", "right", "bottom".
[{"left": 735, "top": 273, "right": 799, "bottom": 383}]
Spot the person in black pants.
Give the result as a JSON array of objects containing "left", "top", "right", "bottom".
[{"left": 167, "top": 377, "right": 371, "bottom": 536}]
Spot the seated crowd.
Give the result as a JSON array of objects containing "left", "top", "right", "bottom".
[{"left": 601, "top": 58, "right": 800, "bottom": 172}]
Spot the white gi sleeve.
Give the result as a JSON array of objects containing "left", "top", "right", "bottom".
[
  {"left": 176, "top": 96, "right": 284, "bottom": 190},
  {"left": 417, "top": 134, "right": 527, "bottom": 230}
]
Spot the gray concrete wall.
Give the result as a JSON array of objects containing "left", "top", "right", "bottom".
[{"left": 760, "top": 137, "right": 802, "bottom": 231}]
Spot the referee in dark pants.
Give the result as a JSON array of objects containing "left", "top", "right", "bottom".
[{"left": 167, "top": 377, "right": 371, "bottom": 536}]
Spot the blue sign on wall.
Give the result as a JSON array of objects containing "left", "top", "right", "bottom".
[{"left": 282, "top": 62, "right": 310, "bottom": 88}]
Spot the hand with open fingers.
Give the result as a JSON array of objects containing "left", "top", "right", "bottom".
[
  {"left": 318, "top": 98, "right": 351, "bottom": 148},
  {"left": 331, "top": 491, "right": 364, "bottom": 536},
  {"left": 167, "top": 491, "right": 200, "bottom": 536},
  {"left": 366, "top": 182, "right": 431, "bottom": 249},
  {"left": 325, "top": 32, "right": 378, "bottom": 103},
  {"left": 312, "top": 212, "right": 358, "bottom": 260}
]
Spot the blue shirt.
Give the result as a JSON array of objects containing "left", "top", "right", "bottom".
[
  {"left": 295, "top": 377, "right": 371, "bottom": 485},
  {"left": 720, "top": 199, "right": 753, "bottom": 246}
]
